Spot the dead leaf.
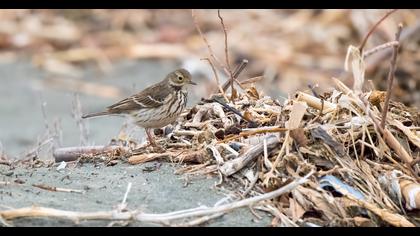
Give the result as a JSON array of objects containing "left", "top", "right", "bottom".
[{"left": 290, "top": 128, "right": 308, "bottom": 147}]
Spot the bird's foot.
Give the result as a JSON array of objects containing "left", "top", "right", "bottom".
[
  {"left": 141, "top": 140, "right": 164, "bottom": 153},
  {"left": 145, "top": 128, "right": 165, "bottom": 152}
]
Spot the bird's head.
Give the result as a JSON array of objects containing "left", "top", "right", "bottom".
[{"left": 167, "top": 69, "right": 196, "bottom": 88}]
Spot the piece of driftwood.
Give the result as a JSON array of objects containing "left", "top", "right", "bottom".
[
  {"left": 219, "top": 135, "right": 280, "bottom": 176},
  {"left": 206, "top": 146, "right": 224, "bottom": 165},
  {"left": 53, "top": 145, "right": 131, "bottom": 162},
  {"left": 128, "top": 152, "right": 174, "bottom": 164},
  {"left": 128, "top": 150, "right": 209, "bottom": 165},
  {"left": 0, "top": 160, "right": 11, "bottom": 166}
]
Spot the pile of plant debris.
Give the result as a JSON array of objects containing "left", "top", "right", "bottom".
[
  {"left": 121, "top": 77, "right": 419, "bottom": 226},
  {"left": 47, "top": 53, "right": 419, "bottom": 226}
]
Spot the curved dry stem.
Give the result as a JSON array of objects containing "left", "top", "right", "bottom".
[{"left": 358, "top": 9, "right": 398, "bottom": 52}]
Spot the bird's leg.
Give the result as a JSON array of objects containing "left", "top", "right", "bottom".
[
  {"left": 145, "top": 128, "right": 157, "bottom": 147},
  {"left": 145, "top": 128, "right": 164, "bottom": 152}
]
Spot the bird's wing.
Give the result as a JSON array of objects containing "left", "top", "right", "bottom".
[{"left": 106, "top": 82, "right": 170, "bottom": 114}]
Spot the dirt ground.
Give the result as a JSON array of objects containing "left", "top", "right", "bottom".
[
  {"left": 0, "top": 59, "right": 271, "bottom": 226},
  {"left": 0, "top": 162, "right": 271, "bottom": 226}
]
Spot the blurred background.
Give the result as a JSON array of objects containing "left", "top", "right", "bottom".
[{"left": 0, "top": 9, "right": 419, "bottom": 158}]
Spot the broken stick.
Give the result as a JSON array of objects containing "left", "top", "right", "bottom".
[
  {"left": 53, "top": 145, "right": 131, "bottom": 162},
  {"left": 220, "top": 135, "right": 280, "bottom": 176}
]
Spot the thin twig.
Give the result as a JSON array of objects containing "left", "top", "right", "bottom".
[
  {"left": 221, "top": 59, "right": 249, "bottom": 92},
  {"left": 218, "top": 9, "right": 232, "bottom": 74},
  {"left": 380, "top": 23, "right": 403, "bottom": 129},
  {"left": 32, "top": 184, "right": 86, "bottom": 194},
  {"left": 358, "top": 9, "right": 398, "bottom": 52},
  {"left": 121, "top": 182, "right": 132, "bottom": 205},
  {"left": 117, "top": 182, "right": 132, "bottom": 212},
  {"left": 363, "top": 41, "right": 399, "bottom": 58},
  {"left": 192, "top": 9, "right": 244, "bottom": 97},
  {"left": 39, "top": 94, "right": 50, "bottom": 132},
  {"left": 242, "top": 157, "right": 261, "bottom": 197},
  {"left": 239, "top": 75, "right": 264, "bottom": 86},
  {"left": 220, "top": 127, "right": 288, "bottom": 143},
  {"left": 191, "top": 10, "right": 231, "bottom": 78},
  {"left": 217, "top": 9, "right": 235, "bottom": 100},
  {"left": 201, "top": 58, "right": 229, "bottom": 102},
  {"left": 172, "top": 213, "right": 225, "bottom": 227},
  {"left": 212, "top": 97, "right": 254, "bottom": 123},
  {"left": 0, "top": 141, "right": 5, "bottom": 161},
  {"left": 191, "top": 10, "right": 222, "bottom": 66},
  {"left": 72, "top": 93, "right": 89, "bottom": 146},
  {"left": 232, "top": 59, "right": 249, "bottom": 79},
  {"left": 366, "top": 19, "right": 420, "bottom": 73},
  {"left": 1, "top": 181, "right": 85, "bottom": 194}
]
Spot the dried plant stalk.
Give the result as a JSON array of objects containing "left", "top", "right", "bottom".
[
  {"left": 347, "top": 196, "right": 414, "bottom": 227},
  {"left": 128, "top": 150, "right": 209, "bottom": 165},
  {"left": 380, "top": 23, "right": 403, "bottom": 129},
  {"left": 295, "top": 92, "right": 336, "bottom": 113}
]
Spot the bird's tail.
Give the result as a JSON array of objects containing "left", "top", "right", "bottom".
[{"left": 81, "top": 111, "right": 110, "bottom": 119}]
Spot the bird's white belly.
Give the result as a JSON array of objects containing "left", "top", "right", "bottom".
[
  {"left": 130, "top": 106, "right": 179, "bottom": 128},
  {"left": 128, "top": 90, "right": 187, "bottom": 129}
]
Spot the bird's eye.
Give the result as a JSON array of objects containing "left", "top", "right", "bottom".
[{"left": 178, "top": 76, "right": 183, "bottom": 81}]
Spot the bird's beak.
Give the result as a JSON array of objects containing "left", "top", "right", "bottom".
[{"left": 189, "top": 81, "right": 197, "bottom": 85}]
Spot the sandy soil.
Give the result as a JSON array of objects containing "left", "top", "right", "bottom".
[{"left": 0, "top": 162, "right": 271, "bottom": 226}]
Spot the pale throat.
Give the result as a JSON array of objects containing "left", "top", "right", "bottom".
[{"left": 169, "top": 83, "right": 185, "bottom": 92}]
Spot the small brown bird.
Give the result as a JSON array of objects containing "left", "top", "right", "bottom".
[{"left": 82, "top": 69, "right": 196, "bottom": 146}]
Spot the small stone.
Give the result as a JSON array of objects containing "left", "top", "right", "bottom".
[
  {"left": 247, "top": 121, "right": 260, "bottom": 128},
  {"left": 56, "top": 161, "right": 67, "bottom": 171},
  {"left": 225, "top": 124, "right": 242, "bottom": 135},
  {"left": 214, "top": 129, "right": 225, "bottom": 140},
  {"left": 153, "top": 128, "right": 163, "bottom": 136},
  {"left": 229, "top": 142, "right": 242, "bottom": 152},
  {"left": 2, "top": 171, "right": 13, "bottom": 176},
  {"left": 164, "top": 126, "right": 174, "bottom": 136},
  {"left": 14, "top": 179, "right": 25, "bottom": 184}
]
